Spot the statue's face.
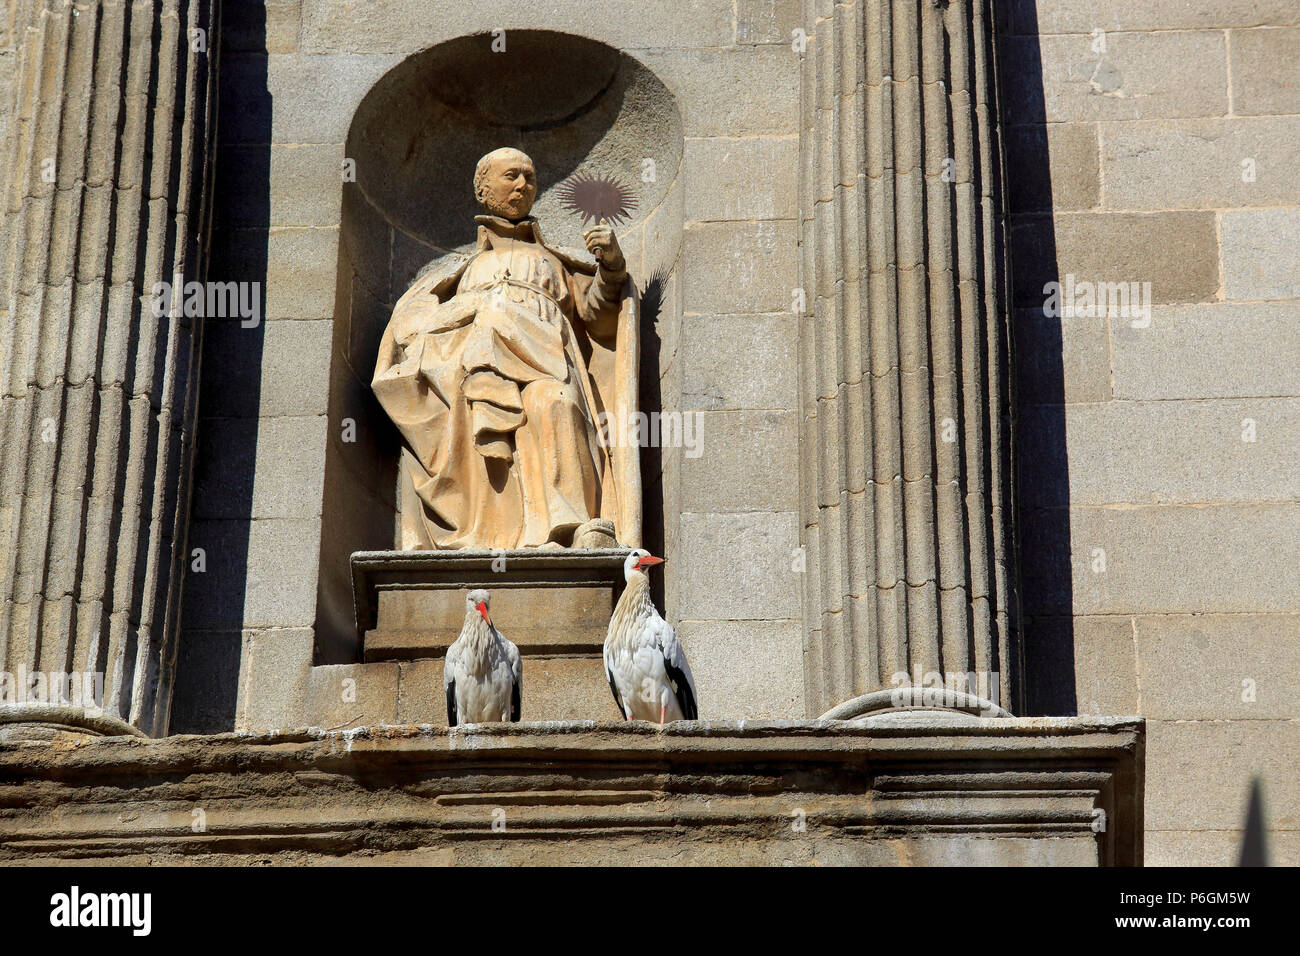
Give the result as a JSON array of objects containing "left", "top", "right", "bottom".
[{"left": 480, "top": 154, "right": 537, "bottom": 219}]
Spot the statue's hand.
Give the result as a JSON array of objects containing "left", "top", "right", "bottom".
[{"left": 582, "top": 219, "right": 625, "bottom": 274}]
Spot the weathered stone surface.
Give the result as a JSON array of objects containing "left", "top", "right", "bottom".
[
  {"left": 199, "top": 320, "right": 333, "bottom": 419},
  {"left": 1230, "top": 27, "right": 1300, "bottom": 115},
  {"left": 0, "top": 718, "right": 1145, "bottom": 866},
  {"left": 373, "top": 584, "right": 612, "bottom": 638},
  {"left": 677, "top": 619, "right": 803, "bottom": 718},
  {"left": 263, "top": 226, "right": 341, "bottom": 319},
  {"left": 1136, "top": 613, "right": 1300, "bottom": 720},
  {"left": 799, "top": 1, "right": 1018, "bottom": 716},
  {"left": 224, "top": 0, "right": 303, "bottom": 54},
  {"left": 1221, "top": 208, "right": 1300, "bottom": 300},
  {"left": 367, "top": 584, "right": 613, "bottom": 659},
  {"left": 1022, "top": 504, "right": 1300, "bottom": 615},
  {"left": 184, "top": 518, "right": 322, "bottom": 629},
  {"left": 305, "top": 661, "right": 400, "bottom": 727},
  {"left": 1011, "top": 212, "right": 1219, "bottom": 307},
  {"left": 677, "top": 512, "right": 801, "bottom": 620},
  {"left": 684, "top": 137, "right": 799, "bottom": 221},
  {"left": 679, "top": 410, "right": 798, "bottom": 512},
  {"left": 395, "top": 659, "right": 444, "bottom": 724},
  {"left": 192, "top": 415, "right": 327, "bottom": 519},
  {"left": 1146, "top": 829, "right": 1300, "bottom": 867},
  {"left": 399, "top": 656, "right": 622, "bottom": 724},
  {"left": 1007, "top": 0, "right": 1300, "bottom": 33},
  {"left": 266, "top": 53, "right": 403, "bottom": 143},
  {"left": 736, "top": 0, "right": 803, "bottom": 45},
  {"left": 1005, "top": 123, "right": 1099, "bottom": 213},
  {"left": 635, "top": 46, "right": 799, "bottom": 137},
  {"left": 682, "top": 220, "right": 798, "bottom": 314},
  {"left": 297, "top": 0, "right": 735, "bottom": 55},
  {"left": 221, "top": 143, "right": 346, "bottom": 227},
  {"left": 235, "top": 627, "right": 314, "bottom": 731},
  {"left": 350, "top": 550, "right": 629, "bottom": 638},
  {"left": 1018, "top": 400, "right": 1300, "bottom": 505},
  {"left": 1013, "top": 307, "right": 1111, "bottom": 404},
  {"left": 1024, "top": 615, "right": 1137, "bottom": 717},
  {"left": 1111, "top": 302, "right": 1300, "bottom": 400},
  {"left": 681, "top": 313, "right": 797, "bottom": 410},
  {"left": 1145, "top": 719, "right": 1298, "bottom": 831},
  {"left": 0, "top": 0, "right": 219, "bottom": 737},
  {"left": 1101, "top": 117, "right": 1300, "bottom": 210},
  {"left": 1001, "top": 31, "right": 1228, "bottom": 122}
]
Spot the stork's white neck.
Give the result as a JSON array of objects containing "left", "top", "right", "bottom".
[
  {"left": 610, "top": 569, "right": 655, "bottom": 637},
  {"left": 461, "top": 613, "right": 496, "bottom": 676}
]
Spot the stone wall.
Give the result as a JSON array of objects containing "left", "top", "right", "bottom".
[
  {"left": 2, "top": 0, "right": 1290, "bottom": 868},
  {"left": 998, "top": 0, "right": 1299, "bottom": 865}
]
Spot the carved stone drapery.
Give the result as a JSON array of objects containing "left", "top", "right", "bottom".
[
  {"left": 0, "top": 0, "right": 219, "bottom": 737},
  {"left": 798, "top": 0, "right": 1020, "bottom": 715}
]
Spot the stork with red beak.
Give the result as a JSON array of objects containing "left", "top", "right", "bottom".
[
  {"left": 444, "top": 589, "right": 522, "bottom": 726},
  {"left": 603, "top": 549, "right": 698, "bottom": 723}
]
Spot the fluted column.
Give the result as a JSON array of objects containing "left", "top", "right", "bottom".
[
  {"left": 799, "top": 0, "right": 1020, "bottom": 715},
  {"left": 0, "top": 0, "right": 218, "bottom": 737}
]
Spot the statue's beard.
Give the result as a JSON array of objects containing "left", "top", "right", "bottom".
[{"left": 480, "top": 196, "right": 532, "bottom": 221}]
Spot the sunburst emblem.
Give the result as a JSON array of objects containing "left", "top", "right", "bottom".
[{"left": 557, "top": 171, "right": 638, "bottom": 226}]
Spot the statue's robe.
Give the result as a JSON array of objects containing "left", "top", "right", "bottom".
[{"left": 372, "top": 214, "right": 641, "bottom": 550}]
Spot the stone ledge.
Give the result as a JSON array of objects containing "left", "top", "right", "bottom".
[{"left": 0, "top": 717, "right": 1144, "bottom": 866}]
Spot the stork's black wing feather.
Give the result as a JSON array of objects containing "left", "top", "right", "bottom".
[
  {"left": 445, "top": 679, "right": 458, "bottom": 727},
  {"left": 510, "top": 677, "right": 521, "bottom": 723},
  {"left": 606, "top": 665, "right": 627, "bottom": 719},
  {"left": 664, "top": 658, "right": 698, "bottom": 720}
]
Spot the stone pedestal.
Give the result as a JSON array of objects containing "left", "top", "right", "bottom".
[{"left": 349, "top": 549, "right": 628, "bottom": 723}]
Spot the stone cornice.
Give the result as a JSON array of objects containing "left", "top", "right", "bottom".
[{"left": 0, "top": 718, "right": 1144, "bottom": 865}]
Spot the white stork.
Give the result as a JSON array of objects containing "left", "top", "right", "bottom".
[
  {"left": 604, "top": 549, "right": 698, "bottom": 723},
  {"left": 444, "top": 589, "right": 522, "bottom": 726}
]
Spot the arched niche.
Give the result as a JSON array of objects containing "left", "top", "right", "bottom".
[{"left": 314, "top": 31, "right": 685, "bottom": 662}]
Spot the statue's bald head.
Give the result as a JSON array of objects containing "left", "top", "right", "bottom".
[{"left": 474, "top": 147, "right": 537, "bottom": 219}]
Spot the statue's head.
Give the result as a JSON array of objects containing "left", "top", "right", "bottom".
[{"left": 473, "top": 147, "right": 537, "bottom": 220}]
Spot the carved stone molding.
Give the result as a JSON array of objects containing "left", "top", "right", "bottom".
[{"left": 0, "top": 717, "right": 1144, "bottom": 865}]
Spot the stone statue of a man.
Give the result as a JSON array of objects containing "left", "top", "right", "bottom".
[{"left": 372, "top": 147, "right": 642, "bottom": 551}]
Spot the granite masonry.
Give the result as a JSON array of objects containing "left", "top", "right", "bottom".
[{"left": 0, "top": 0, "right": 1293, "bottom": 866}]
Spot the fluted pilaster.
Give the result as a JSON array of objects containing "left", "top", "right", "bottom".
[
  {"left": 0, "top": 0, "right": 218, "bottom": 736},
  {"left": 799, "top": 0, "right": 1020, "bottom": 715}
]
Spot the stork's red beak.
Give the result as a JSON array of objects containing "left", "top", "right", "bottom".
[
  {"left": 476, "top": 601, "right": 489, "bottom": 623},
  {"left": 636, "top": 555, "right": 665, "bottom": 570}
]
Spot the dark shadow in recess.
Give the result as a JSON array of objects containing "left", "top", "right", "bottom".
[
  {"left": 995, "top": 0, "right": 1076, "bottom": 715},
  {"left": 169, "top": 2, "right": 272, "bottom": 734},
  {"left": 637, "top": 265, "right": 673, "bottom": 613}
]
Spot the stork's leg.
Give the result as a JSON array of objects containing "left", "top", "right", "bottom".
[{"left": 659, "top": 704, "right": 666, "bottom": 724}]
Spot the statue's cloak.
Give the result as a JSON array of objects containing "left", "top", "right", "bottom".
[{"left": 371, "top": 216, "right": 641, "bottom": 550}]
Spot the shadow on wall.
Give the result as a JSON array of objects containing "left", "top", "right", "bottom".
[
  {"left": 996, "top": 2, "right": 1076, "bottom": 715},
  {"left": 314, "top": 31, "right": 685, "bottom": 663},
  {"left": 170, "top": 5, "right": 273, "bottom": 733}
]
